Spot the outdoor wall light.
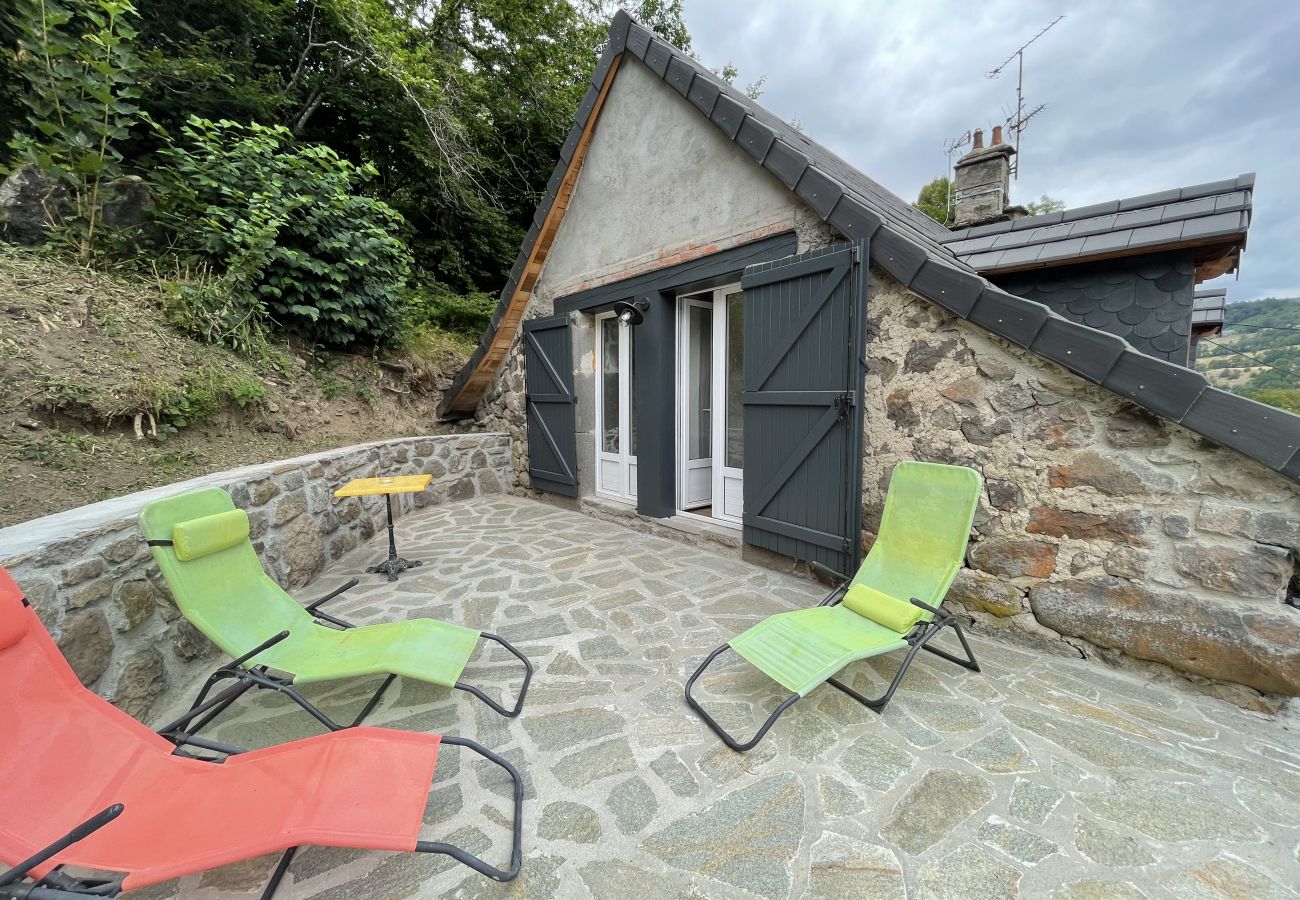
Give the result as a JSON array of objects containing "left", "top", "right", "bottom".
[{"left": 613, "top": 297, "right": 650, "bottom": 326}]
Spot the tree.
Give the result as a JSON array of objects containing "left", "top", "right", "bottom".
[
  {"left": 915, "top": 176, "right": 953, "bottom": 226},
  {"left": 1026, "top": 194, "right": 1066, "bottom": 216},
  {"left": 126, "top": 0, "right": 607, "bottom": 293},
  {"left": 624, "top": 0, "right": 690, "bottom": 50}
]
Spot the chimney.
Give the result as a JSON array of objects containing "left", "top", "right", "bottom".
[{"left": 951, "top": 125, "right": 1016, "bottom": 229}]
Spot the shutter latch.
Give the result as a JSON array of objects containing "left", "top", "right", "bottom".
[{"left": 834, "top": 391, "right": 854, "bottom": 421}]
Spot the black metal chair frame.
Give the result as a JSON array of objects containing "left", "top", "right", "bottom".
[
  {"left": 685, "top": 571, "right": 980, "bottom": 752},
  {"left": 168, "top": 578, "right": 533, "bottom": 740},
  {"left": 1, "top": 612, "right": 526, "bottom": 899}
]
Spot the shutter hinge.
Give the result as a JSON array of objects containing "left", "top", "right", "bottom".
[
  {"left": 850, "top": 244, "right": 861, "bottom": 262},
  {"left": 834, "top": 391, "right": 854, "bottom": 421}
]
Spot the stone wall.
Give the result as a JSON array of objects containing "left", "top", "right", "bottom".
[
  {"left": 863, "top": 267, "right": 1300, "bottom": 709},
  {"left": 0, "top": 433, "right": 510, "bottom": 720}
]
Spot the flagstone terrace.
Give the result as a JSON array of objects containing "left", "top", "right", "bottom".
[{"left": 137, "top": 494, "right": 1300, "bottom": 900}]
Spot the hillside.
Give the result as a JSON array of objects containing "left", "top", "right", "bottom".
[
  {"left": 1196, "top": 296, "right": 1300, "bottom": 411},
  {"left": 0, "top": 249, "right": 472, "bottom": 528}
]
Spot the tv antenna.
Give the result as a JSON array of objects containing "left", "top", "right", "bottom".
[
  {"left": 987, "top": 15, "right": 1064, "bottom": 179},
  {"left": 941, "top": 130, "right": 972, "bottom": 224}
]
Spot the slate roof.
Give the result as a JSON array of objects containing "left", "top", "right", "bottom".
[
  {"left": 941, "top": 176, "right": 1253, "bottom": 273},
  {"left": 995, "top": 252, "right": 1195, "bottom": 365},
  {"left": 1192, "top": 288, "right": 1228, "bottom": 328},
  {"left": 441, "top": 12, "right": 1300, "bottom": 485}
]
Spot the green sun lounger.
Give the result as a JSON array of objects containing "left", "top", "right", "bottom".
[
  {"left": 686, "top": 461, "right": 982, "bottom": 750},
  {"left": 140, "top": 487, "right": 531, "bottom": 733}
]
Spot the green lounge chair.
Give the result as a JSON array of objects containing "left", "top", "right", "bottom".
[
  {"left": 685, "top": 461, "right": 982, "bottom": 750},
  {"left": 140, "top": 487, "right": 531, "bottom": 735}
]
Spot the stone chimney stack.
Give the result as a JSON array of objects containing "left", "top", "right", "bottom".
[{"left": 952, "top": 125, "right": 1018, "bottom": 228}]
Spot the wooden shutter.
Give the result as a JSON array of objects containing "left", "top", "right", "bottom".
[
  {"left": 523, "top": 316, "right": 578, "bottom": 497},
  {"left": 740, "top": 243, "right": 868, "bottom": 575}
]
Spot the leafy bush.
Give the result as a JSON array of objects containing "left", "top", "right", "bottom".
[
  {"left": 160, "top": 116, "right": 411, "bottom": 347},
  {"left": 406, "top": 281, "right": 496, "bottom": 336}
]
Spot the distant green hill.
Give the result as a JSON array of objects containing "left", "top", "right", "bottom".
[{"left": 1197, "top": 296, "right": 1300, "bottom": 413}]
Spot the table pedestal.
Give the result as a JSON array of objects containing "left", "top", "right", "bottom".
[{"left": 366, "top": 494, "right": 422, "bottom": 582}]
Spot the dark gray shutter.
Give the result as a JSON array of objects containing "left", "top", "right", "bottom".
[
  {"left": 740, "top": 242, "right": 868, "bottom": 575},
  {"left": 523, "top": 315, "right": 578, "bottom": 497}
]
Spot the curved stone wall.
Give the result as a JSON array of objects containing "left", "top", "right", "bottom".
[{"left": 0, "top": 433, "right": 510, "bottom": 719}]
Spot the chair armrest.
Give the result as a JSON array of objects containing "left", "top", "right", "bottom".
[
  {"left": 811, "top": 562, "right": 851, "bottom": 607},
  {"left": 306, "top": 578, "right": 359, "bottom": 612},
  {"left": 810, "top": 561, "right": 849, "bottom": 584},
  {"left": 171, "top": 734, "right": 248, "bottom": 757},
  {"left": 909, "top": 597, "right": 950, "bottom": 620},
  {"left": 0, "top": 805, "right": 123, "bottom": 888}
]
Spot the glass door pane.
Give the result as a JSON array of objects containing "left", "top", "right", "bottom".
[
  {"left": 688, "top": 304, "right": 712, "bottom": 460},
  {"left": 601, "top": 318, "right": 620, "bottom": 453}
]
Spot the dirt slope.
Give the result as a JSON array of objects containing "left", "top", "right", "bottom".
[{"left": 0, "top": 249, "right": 471, "bottom": 528}]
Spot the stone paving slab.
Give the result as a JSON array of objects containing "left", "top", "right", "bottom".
[{"left": 139, "top": 495, "right": 1300, "bottom": 899}]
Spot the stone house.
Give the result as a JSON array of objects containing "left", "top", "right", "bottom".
[{"left": 440, "top": 12, "right": 1300, "bottom": 709}]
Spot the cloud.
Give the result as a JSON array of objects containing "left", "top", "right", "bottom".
[{"left": 685, "top": 0, "right": 1300, "bottom": 299}]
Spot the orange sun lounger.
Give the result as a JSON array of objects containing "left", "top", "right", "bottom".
[{"left": 0, "top": 568, "right": 522, "bottom": 898}]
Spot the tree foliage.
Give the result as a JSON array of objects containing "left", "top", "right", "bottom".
[
  {"left": 8, "top": 0, "right": 151, "bottom": 256},
  {"left": 914, "top": 176, "right": 952, "bottom": 226},
  {"left": 1025, "top": 194, "right": 1066, "bottom": 216}
]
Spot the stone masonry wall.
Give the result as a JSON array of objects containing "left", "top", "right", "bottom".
[
  {"left": 864, "top": 267, "right": 1300, "bottom": 710},
  {"left": 0, "top": 433, "right": 510, "bottom": 721}
]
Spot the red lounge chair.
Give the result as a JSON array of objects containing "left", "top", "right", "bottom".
[{"left": 0, "top": 568, "right": 522, "bottom": 899}]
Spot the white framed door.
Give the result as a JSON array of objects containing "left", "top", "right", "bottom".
[
  {"left": 595, "top": 313, "right": 637, "bottom": 502},
  {"left": 676, "top": 284, "right": 743, "bottom": 524}
]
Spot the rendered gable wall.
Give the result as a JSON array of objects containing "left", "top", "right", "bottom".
[{"left": 476, "top": 60, "right": 832, "bottom": 492}]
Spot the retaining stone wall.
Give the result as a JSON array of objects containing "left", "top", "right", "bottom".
[{"left": 0, "top": 433, "right": 511, "bottom": 720}]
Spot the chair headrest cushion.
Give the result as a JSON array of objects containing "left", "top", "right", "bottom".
[
  {"left": 0, "top": 568, "right": 32, "bottom": 650},
  {"left": 842, "top": 582, "right": 925, "bottom": 634},
  {"left": 173, "top": 509, "right": 250, "bottom": 561}
]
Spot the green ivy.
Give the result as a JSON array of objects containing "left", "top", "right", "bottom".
[{"left": 159, "top": 116, "right": 411, "bottom": 348}]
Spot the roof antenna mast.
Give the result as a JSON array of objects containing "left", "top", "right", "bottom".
[{"left": 987, "top": 15, "right": 1064, "bottom": 180}]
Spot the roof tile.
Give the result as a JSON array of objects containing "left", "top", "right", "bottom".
[
  {"left": 795, "top": 166, "right": 843, "bottom": 218},
  {"left": 709, "top": 93, "right": 747, "bottom": 139},
  {"left": 1116, "top": 188, "right": 1181, "bottom": 211},
  {"left": 1062, "top": 200, "right": 1121, "bottom": 222},
  {"left": 643, "top": 38, "right": 672, "bottom": 76},
  {"left": 1126, "top": 221, "right": 1185, "bottom": 250},
  {"left": 1103, "top": 351, "right": 1206, "bottom": 420},
  {"left": 826, "top": 195, "right": 883, "bottom": 242},
  {"left": 664, "top": 57, "right": 695, "bottom": 97},
  {"left": 1180, "top": 210, "right": 1247, "bottom": 241},
  {"left": 1032, "top": 316, "right": 1128, "bottom": 383},
  {"left": 762, "top": 139, "right": 809, "bottom": 190},
  {"left": 1181, "top": 389, "right": 1300, "bottom": 470},
  {"left": 736, "top": 116, "right": 776, "bottom": 163},
  {"left": 910, "top": 260, "right": 984, "bottom": 316},
  {"left": 968, "top": 287, "right": 1049, "bottom": 347},
  {"left": 871, "top": 225, "right": 928, "bottom": 285}
]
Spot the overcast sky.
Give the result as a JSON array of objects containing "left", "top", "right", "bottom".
[{"left": 682, "top": 0, "right": 1300, "bottom": 302}]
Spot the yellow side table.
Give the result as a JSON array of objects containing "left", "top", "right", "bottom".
[{"left": 334, "top": 474, "right": 433, "bottom": 581}]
